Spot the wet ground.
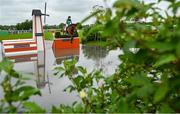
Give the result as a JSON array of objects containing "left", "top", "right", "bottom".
[{"left": 0, "top": 41, "right": 122, "bottom": 109}]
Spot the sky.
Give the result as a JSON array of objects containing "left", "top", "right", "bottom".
[{"left": 0, "top": 0, "right": 172, "bottom": 25}]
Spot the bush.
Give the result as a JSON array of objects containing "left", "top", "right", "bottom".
[
  {"left": 54, "top": 0, "right": 180, "bottom": 113},
  {"left": 80, "top": 25, "right": 106, "bottom": 43},
  {"left": 55, "top": 32, "right": 61, "bottom": 38}
]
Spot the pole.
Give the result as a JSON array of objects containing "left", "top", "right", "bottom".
[{"left": 44, "top": 2, "right": 47, "bottom": 24}]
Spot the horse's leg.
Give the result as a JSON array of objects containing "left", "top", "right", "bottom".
[
  {"left": 70, "top": 35, "right": 73, "bottom": 43},
  {"left": 70, "top": 31, "right": 76, "bottom": 43},
  {"left": 70, "top": 32, "right": 75, "bottom": 43}
]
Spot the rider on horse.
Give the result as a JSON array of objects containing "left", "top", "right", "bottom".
[{"left": 66, "top": 16, "right": 77, "bottom": 43}]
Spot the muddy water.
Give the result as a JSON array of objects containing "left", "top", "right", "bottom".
[{"left": 0, "top": 41, "right": 122, "bottom": 110}]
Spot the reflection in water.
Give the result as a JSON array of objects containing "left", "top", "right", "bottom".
[
  {"left": 35, "top": 51, "right": 46, "bottom": 89},
  {"left": 52, "top": 48, "right": 80, "bottom": 65},
  {"left": 0, "top": 41, "right": 121, "bottom": 109},
  {"left": 52, "top": 47, "right": 80, "bottom": 76},
  {"left": 81, "top": 45, "right": 110, "bottom": 73},
  {"left": 7, "top": 51, "right": 47, "bottom": 89},
  {"left": 81, "top": 45, "right": 109, "bottom": 60}
]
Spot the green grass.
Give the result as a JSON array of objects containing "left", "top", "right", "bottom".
[
  {"left": 84, "top": 41, "right": 108, "bottom": 47},
  {"left": 0, "top": 32, "right": 107, "bottom": 47},
  {"left": 0, "top": 32, "right": 54, "bottom": 41},
  {"left": 44, "top": 32, "right": 54, "bottom": 40}
]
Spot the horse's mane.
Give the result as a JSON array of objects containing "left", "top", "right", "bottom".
[{"left": 71, "top": 23, "right": 77, "bottom": 26}]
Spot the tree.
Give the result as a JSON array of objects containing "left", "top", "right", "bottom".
[
  {"left": 15, "top": 20, "right": 32, "bottom": 30},
  {"left": 59, "top": 23, "right": 66, "bottom": 29}
]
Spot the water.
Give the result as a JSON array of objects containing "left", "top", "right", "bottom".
[{"left": 0, "top": 41, "right": 122, "bottom": 110}]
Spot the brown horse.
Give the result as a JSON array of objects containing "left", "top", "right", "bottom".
[{"left": 66, "top": 24, "right": 77, "bottom": 43}]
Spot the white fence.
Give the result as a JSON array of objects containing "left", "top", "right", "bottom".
[
  {"left": 7, "top": 30, "right": 32, "bottom": 34},
  {"left": 7, "top": 29, "right": 54, "bottom": 34}
]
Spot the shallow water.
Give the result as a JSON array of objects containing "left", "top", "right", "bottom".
[{"left": 0, "top": 41, "right": 122, "bottom": 110}]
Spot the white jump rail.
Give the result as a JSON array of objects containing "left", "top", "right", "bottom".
[{"left": 2, "top": 9, "right": 45, "bottom": 57}]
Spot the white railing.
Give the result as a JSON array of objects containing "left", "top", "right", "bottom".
[{"left": 7, "top": 30, "right": 32, "bottom": 34}]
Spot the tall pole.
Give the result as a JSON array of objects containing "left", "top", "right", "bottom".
[{"left": 44, "top": 2, "right": 47, "bottom": 24}]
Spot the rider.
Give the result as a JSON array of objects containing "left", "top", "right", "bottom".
[
  {"left": 66, "top": 16, "right": 75, "bottom": 43},
  {"left": 66, "top": 16, "right": 72, "bottom": 27}
]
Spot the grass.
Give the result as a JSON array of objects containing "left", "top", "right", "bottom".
[
  {"left": 0, "top": 32, "right": 54, "bottom": 41},
  {"left": 44, "top": 32, "right": 54, "bottom": 40},
  {"left": 83, "top": 41, "right": 108, "bottom": 47},
  {"left": 0, "top": 31, "right": 108, "bottom": 47}
]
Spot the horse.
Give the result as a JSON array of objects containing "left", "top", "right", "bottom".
[{"left": 66, "top": 23, "right": 77, "bottom": 43}]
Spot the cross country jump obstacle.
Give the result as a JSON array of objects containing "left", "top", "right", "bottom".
[
  {"left": 52, "top": 24, "right": 80, "bottom": 49},
  {"left": 1, "top": 9, "right": 47, "bottom": 89},
  {"left": 2, "top": 9, "right": 47, "bottom": 57}
]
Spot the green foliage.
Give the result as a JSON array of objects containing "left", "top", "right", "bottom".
[
  {"left": 0, "top": 25, "right": 16, "bottom": 30},
  {"left": 16, "top": 20, "right": 32, "bottom": 30},
  {"left": 79, "top": 25, "right": 106, "bottom": 44},
  {"left": 23, "top": 102, "right": 46, "bottom": 113},
  {"left": 58, "top": 23, "right": 66, "bottom": 29},
  {"left": 55, "top": 32, "right": 61, "bottom": 38},
  {"left": 54, "top": 0, "right": 180, "bottom": 113},
  {"left": 0, "top": 58, "right": 41, "bottom": 113},
  {"left": 0, "top": 0, "right": 180, "bottom": 113},
  {"left": 44, "top": 31, "right": 54, "bottom": 40}
]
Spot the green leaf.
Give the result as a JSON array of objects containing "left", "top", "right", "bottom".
[
  {"left": 81, "top": 10, "right": 102, "bottom": 24},
  {"left": 113, "top": 0, "right": 133, "bottom": 9},
  {"left": 78, "top": 66, "right": 87, "bottom": 74},
  {"left": 87, "top": 87, "right": 93, "bottom": 96},
  {"left": 12, "top": 86, "right": 41, "bottom": 101},
  {"left": 127, "top": 72, "right": 149, "bottom": 86},
  {"left": 59, "top": 104, "right": 73, "bottom": 113},
  {"left": 144, "top": 41, "right": 175, "bottom": 52},
  {"left": 136, "top": 84, "right": 154, "bottom": 98},
  {"left": 176, "top": 41, "right": 180, "bottom": 58},
  {"left": 51, "top": 106, "right": 61, "bottom": 113},
  {"left": 154, "top": 83, "right": 168, "bottom": 103},
  {"left": 0, "top": 58, "right": 13, "bottom": 73},
  {"left": 154, "top": 54, "right": 177, "bottom": 67},
  {"left": 9, "top": 69, "right": 20, "bottom": 78},
  {"left": 123, "top": 40, "right": 136, "bottom": 61},
  {"left": 159, "top": 104, "right": 174, "bottom": 113},
  {"left": 111, "top": 90, "right": 119, "bottom": 103},
  {"left": 119, "top": 97, "right": 128, "bottom": 113},
  {"left": 123, "top": 40, "right": 136, "bottom": 54},
  {"left": 54, "top": 66, "right": 65, "bottom": 72},
  {"left": 74, "top": 76, "right": 84, "bottom": 86},
  {"left": 23, "top": 102, "right": 46, "bottom": 113},
  {"left": 93, "top": 70, "right": 104, "bottom": 82},
  {"left": 73, "top": 103, "right": 84, "bottom": 113},
  {"left": 63, "top": 85, "right": 76, "bottom": 93}
]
